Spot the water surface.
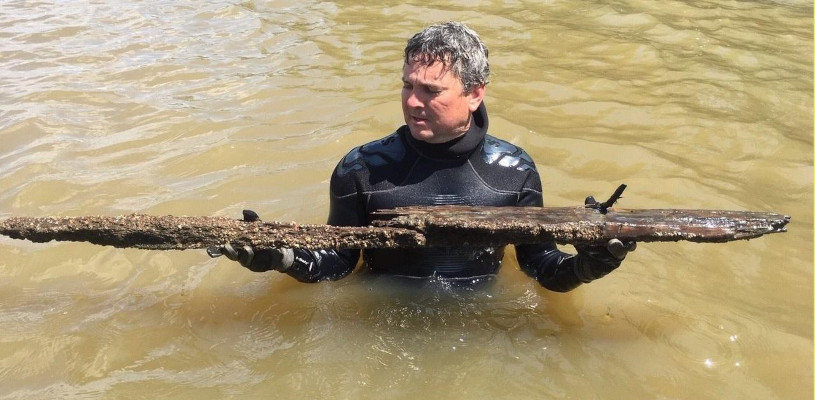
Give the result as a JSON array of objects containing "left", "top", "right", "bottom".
[{"left": 0, "top": 1, "right": 812, "bottom": 399}]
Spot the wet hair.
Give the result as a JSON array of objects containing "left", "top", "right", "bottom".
[{"left": 404, "top": 22, "right": 490, "bottom": 93}]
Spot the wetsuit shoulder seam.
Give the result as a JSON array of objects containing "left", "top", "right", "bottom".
[{"left": 332, "top": 191, "right": 358, "bottom": 199}]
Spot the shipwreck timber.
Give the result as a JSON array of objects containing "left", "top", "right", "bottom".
[{"left": 0, "top": 206, "right": 790, "bottom": 251}]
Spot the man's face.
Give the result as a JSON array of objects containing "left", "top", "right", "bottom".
[{"left": 401, "top": 60, "right": 485, "bottom": 144}]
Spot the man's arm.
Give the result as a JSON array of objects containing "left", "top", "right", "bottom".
[
  {"left": 513, "top": 174, "right": 627, "bottom": 292},
  {"left": 515, "top": 242, "right": 586, "bottom": 292}
]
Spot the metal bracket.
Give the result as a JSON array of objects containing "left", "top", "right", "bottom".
[{"left": 585, "top": 184, "right": 627, "bottom": 214}]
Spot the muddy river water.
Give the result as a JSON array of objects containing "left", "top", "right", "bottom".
[{"left": 0, "top": 1, "right": 812, "bottom": 399}]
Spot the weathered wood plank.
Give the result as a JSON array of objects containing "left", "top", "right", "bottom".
[
  {"left": 0, "top": 214, "right": 425, "bottom": 250},
  {"left": 0, "top": 206, "right": 790, "bottom": 250},
  {"left": 370, "top": 206, "right": 791, "bottom": 246}
]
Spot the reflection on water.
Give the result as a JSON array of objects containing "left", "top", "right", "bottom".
[{"left": 0, "top": 0, "right": 812, "bottom": 399}]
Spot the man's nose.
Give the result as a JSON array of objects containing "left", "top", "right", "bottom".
[{"left": 404, "top": 90, "right": 423, "bottom": 108}]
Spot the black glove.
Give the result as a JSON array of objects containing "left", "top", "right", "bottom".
[
  {"left": 573, "top": 194, "right": 637, "bottom": 282},
  {"left": 206, "top": 210, "right": 294, "bottom": 272},
  {"left": 573, "top": 239, "right": 636, "bottom": 282}
]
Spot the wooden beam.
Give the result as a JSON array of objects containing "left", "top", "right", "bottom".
[
  {"left": 0, "top": 214, "right": 424, "bottom": 250},
  {"left": 371, "top": 206, "right": 791, "bottom": 246},
  {"left": 0, "top": 206, "right": 790, "bottom": 250}
]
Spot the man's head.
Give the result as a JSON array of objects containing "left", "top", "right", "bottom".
[{"left": 401, "top": 22, "right": 489, "bottom": 144}]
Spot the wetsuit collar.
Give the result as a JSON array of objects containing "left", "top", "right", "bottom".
[{"left": 404, "top": 102, "right": 489, "bottom": 160}]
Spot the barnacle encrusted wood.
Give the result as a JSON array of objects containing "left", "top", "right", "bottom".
[
  {"left": 0, "top": 206, "right": 790, "bottom": 250},
  {"left": 370, "top": 206, "right": 791, "bottom": 246},
  {"left": 0, "top": 214, "right": 425, "bottom": 250}
]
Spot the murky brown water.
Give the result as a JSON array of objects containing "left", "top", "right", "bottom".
[{"left": 0, "top": 1, "right": 812, "bottom": 399}]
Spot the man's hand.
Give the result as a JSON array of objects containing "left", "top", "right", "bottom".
[
  {"left": 573, "top": 239, "right": 636, "bottom": 282},
  {"left": 206, "top": 210, "right": 294, "bottom": 272},
  {"left": 573, "top": 193, "right": 637, "bottom": 282},
  {"left": 606, "top": 238, "right": 637, "bottom": 259}
]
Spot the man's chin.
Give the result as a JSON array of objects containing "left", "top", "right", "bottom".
[{"left": 408, "top": 127, "right": 436, "bottom": 143}]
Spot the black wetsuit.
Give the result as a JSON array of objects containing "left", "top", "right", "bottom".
[{"left": 281, "top": 104, "right": 587, "bottom": 292}]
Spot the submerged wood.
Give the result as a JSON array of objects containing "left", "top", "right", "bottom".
[{"left": 0, "top": 206, "right": 790, "bottom": 250}]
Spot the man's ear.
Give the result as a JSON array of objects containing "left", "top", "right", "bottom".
[{"left": 467, "top": 85, "right": 486, "bottom": 112}]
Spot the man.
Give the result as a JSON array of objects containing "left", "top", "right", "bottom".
[{"left": 213, "top": 22, "right": 633, "bottom": 292}]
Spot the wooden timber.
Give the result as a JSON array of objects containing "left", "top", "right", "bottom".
[
  {"left": 0, "top": 214, "right": 425, "bottom": 250},
  {"left": 371, "top": 206, "right": 791, "bottom": 246},
  {"left": 0, "top": 206, "right": 790, "bottom": 250}
]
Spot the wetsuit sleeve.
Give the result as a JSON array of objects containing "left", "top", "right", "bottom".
[
  {"left": 514, "top": 173, "right": 586, "bottom": 292},
  {"left": 277, "top": 158, "right": 363, "bottom": 283}
]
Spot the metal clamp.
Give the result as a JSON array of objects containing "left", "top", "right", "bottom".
[{"left": 585, "top": 184, "right": 627, "bottom": 214}]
